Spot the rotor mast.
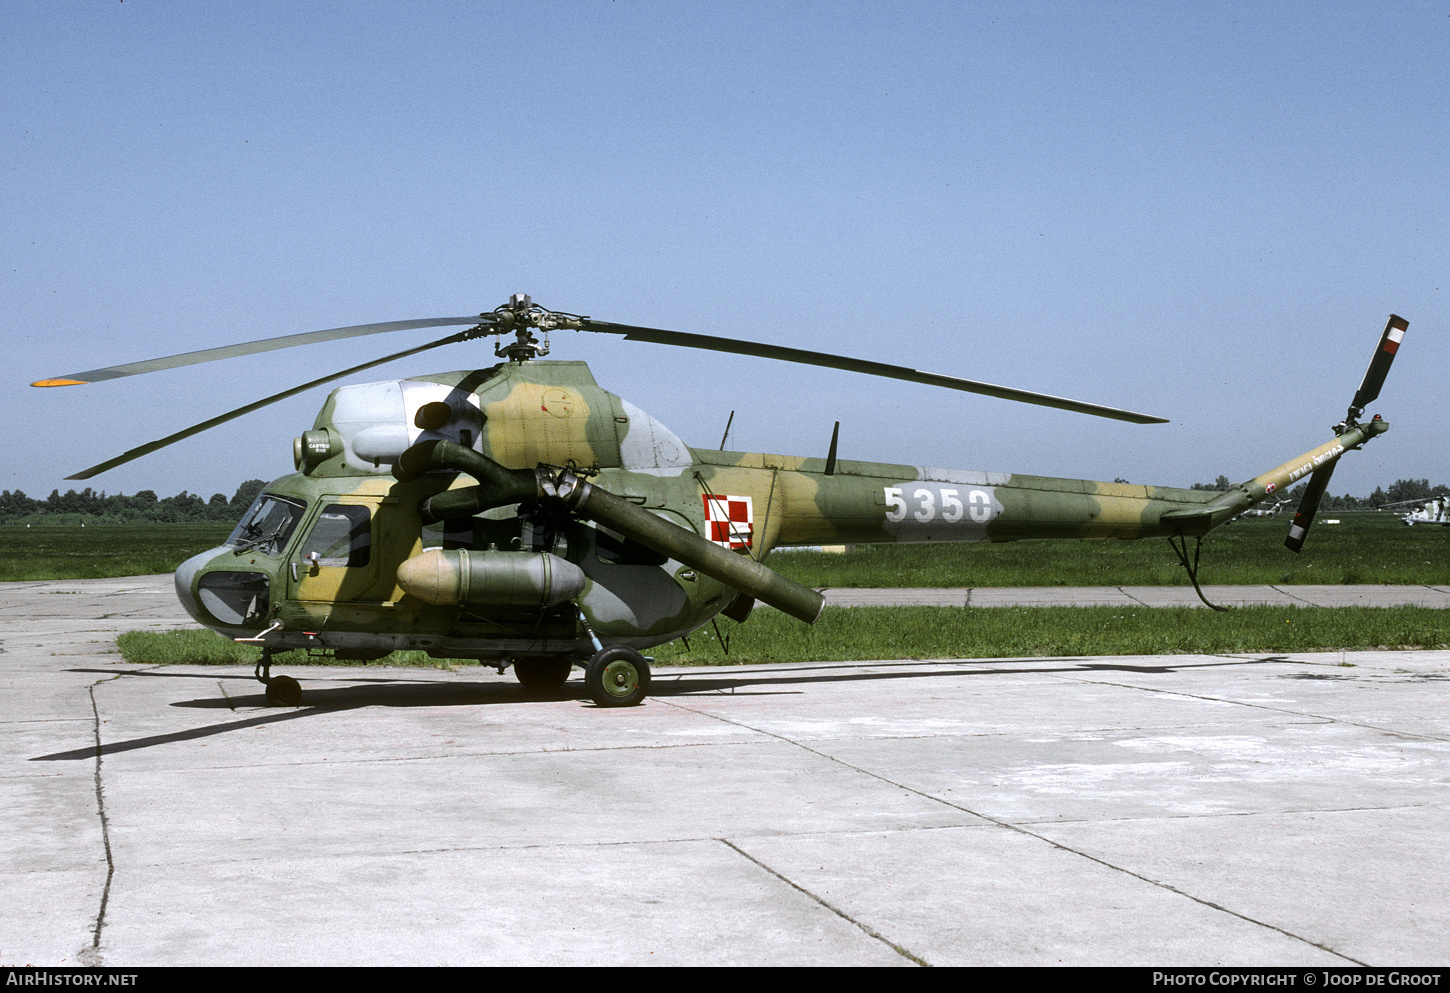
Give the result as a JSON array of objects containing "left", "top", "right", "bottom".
[{"left": 490, "top": 293, "right": 588, "bottom": 363}]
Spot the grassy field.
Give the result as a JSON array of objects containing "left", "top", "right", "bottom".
[
  {"left": 15, "top": 511, "right": 1450, "bottom": 667},
  {"left": 770, "top": 513, "right": 1450, "bottom": 588},
  {"left": 3, "top": 512, "right": 1447, "bottom": 586},
  {"left": 650, "top": 603, "right": 1450, "bottom": 663},
  {"left": 117, "top": 602, "right": 1450, "bottom": 668},
  {"left": 0, "top": 523, "right": 234, "bottom": 581}
]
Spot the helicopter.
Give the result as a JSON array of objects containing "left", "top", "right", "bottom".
[
  {"left": 32, "top": 297, "right": 1408, "bottom": 707},
  {"left": 1379, "top": 495, "right": 1450, "bottom": 526},
  {"left": 1236, "top": 498, "right": 1290, "bottom": 519}
]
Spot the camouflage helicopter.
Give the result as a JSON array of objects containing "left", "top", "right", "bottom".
[{"left": 33, "top": 298, "right": 1408, "bottom": 707}]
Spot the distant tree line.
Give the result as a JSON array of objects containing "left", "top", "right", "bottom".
[
  {"left": 0, "top": 480, "right": 266, "bottom": 524},
  {"left": 5, "top": 476, "right": 1444, "bottom": 525},
  {"left": 1190, "top": 476, "right": 1449, "bottom": 511}
]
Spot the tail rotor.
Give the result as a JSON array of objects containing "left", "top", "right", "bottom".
[{"left": 1284, "top": 314, "right": 1407, "bottom": 554}]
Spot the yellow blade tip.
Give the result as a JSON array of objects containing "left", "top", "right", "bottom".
[{"left": 31, "top": 378, "right": 89, "bottom": 387}]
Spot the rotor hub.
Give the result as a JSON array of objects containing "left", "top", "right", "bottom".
[{"left": 489, "top": 293, "right": 588, "bottom": 363}]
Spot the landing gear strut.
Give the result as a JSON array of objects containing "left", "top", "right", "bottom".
[{"left": 256, "top": 651, "right": 303, "bottom": 707}]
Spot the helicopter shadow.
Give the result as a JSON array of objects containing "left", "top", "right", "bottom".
[
  {"left": 31, "top": 671, "right": 798, "bottom": 761},
  {"left": 656, "top": 654, "right": 1292, "bottom": 693},
  {"left": 36, "top": 654, "right": 1288, "bottom": 761}
]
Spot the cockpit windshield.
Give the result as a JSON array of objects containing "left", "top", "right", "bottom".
[{"left": 225, "top": 494, "right": 307, "bottom": 556}]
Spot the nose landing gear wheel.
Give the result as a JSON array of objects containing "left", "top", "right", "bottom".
[
  {"left": 264, "top": 674, "right": 302, "bottom": 707},
  {"left": 585, "top": 646, "right": 650, "bottom": 707}
]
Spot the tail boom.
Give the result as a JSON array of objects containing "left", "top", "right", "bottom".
[{"left": 1161, "top": 419, "right": 1387, "bottom": 536}]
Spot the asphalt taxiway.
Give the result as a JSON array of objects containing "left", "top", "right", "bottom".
[{"left": 2, "top": 576, "right": 1447, "bottom": 966}]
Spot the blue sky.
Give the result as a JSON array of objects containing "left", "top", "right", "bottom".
[{"left": 5, "top": 1, "right": 1448, "bottom": 507}]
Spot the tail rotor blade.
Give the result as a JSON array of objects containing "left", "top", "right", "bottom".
[
  {"left": 1287, "top": 314, "right": 1408, "bottom": 553},
  {"left": 1347, "top": 314, "right": 1408, "bottom": 421},
  {"left": 1284, "top": 462, "right": 1337, "bottom": 554}
]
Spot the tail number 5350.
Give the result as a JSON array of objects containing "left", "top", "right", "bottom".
[{"left": 883, "top": 486, "right": 994, "bottom": 524}]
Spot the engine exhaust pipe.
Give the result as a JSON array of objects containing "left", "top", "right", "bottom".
[{"left": 395, "top": 440, "right": 825, "bottom": 624}]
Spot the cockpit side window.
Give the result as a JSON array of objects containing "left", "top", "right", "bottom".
[
  {"left": 226, "top": 494, "right": 307, "bottom": 556},
  {"left": 299, "top": 504, "right": 372, "bottom": 568}
]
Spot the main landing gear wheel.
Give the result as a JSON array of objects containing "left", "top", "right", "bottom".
[
  {"left": 264, "top": 674, "right": 302, "bottom": 707},
  {"left": 514, "top": 658, "right": 574, "bottom": 691},
  {"left": 585, "top": 646, "right": 650, "bottom": 707}
]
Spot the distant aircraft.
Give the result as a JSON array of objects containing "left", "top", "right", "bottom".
[
  {"left": 1236, "top": 499, "right": 1289, "bottom": 519},
  {"left": 1380, "top": 496, "right": 1450, "bottom": 526}
]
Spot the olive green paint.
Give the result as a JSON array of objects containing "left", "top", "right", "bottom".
[{"left": 174, "top": 361, "right": 1388, "bottom": 666}]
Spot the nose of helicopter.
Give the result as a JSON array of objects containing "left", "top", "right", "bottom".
[
  {"left": 174, "top": 546, "right": 274, "bottom": 633},
  {"left": 173, "top": 547, "right": 217, "bottom": 624}
]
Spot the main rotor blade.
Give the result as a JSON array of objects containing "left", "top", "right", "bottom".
[
  {"left": 581, "top": 321, "right": 1168, "bottom": 424},
  {"left": 64, "top": 331, "right": 476, "bottom": 480},
  {"left": 33, "top": 316, "right": 492, "bottom": 387}
]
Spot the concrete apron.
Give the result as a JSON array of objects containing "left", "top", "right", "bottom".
[{"left": 2, "top": 576, "right": 1447, "bottom": 966}]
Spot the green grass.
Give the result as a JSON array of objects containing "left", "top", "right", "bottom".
[
  {"left": 5, "top": 512, "right": 1447, "bottom": 586},
  {"left": 114, "top": 628, "right": 428, "bottom": 667},
  {"left": 118, "top": 604, "right": 1450, "bottom": 668},
  {"left": 768, "top": 513, "right": 1450, "bottom": 588},
  {"left": 651, "top": 604, "right": 1450, "bottom": 664},
  {"left": 0, "top": 523, "right": 234, "bottom": 581},
  {"left": 33, "top": 510, "right": 1447, "bottom": 669}
]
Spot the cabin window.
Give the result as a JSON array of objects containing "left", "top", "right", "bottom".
[
  {"left": 226, "top": 494, "right": 307, "bottom": 556},
  {"left": 300, "top": 504, "right": 372, "bottom": 568}
]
